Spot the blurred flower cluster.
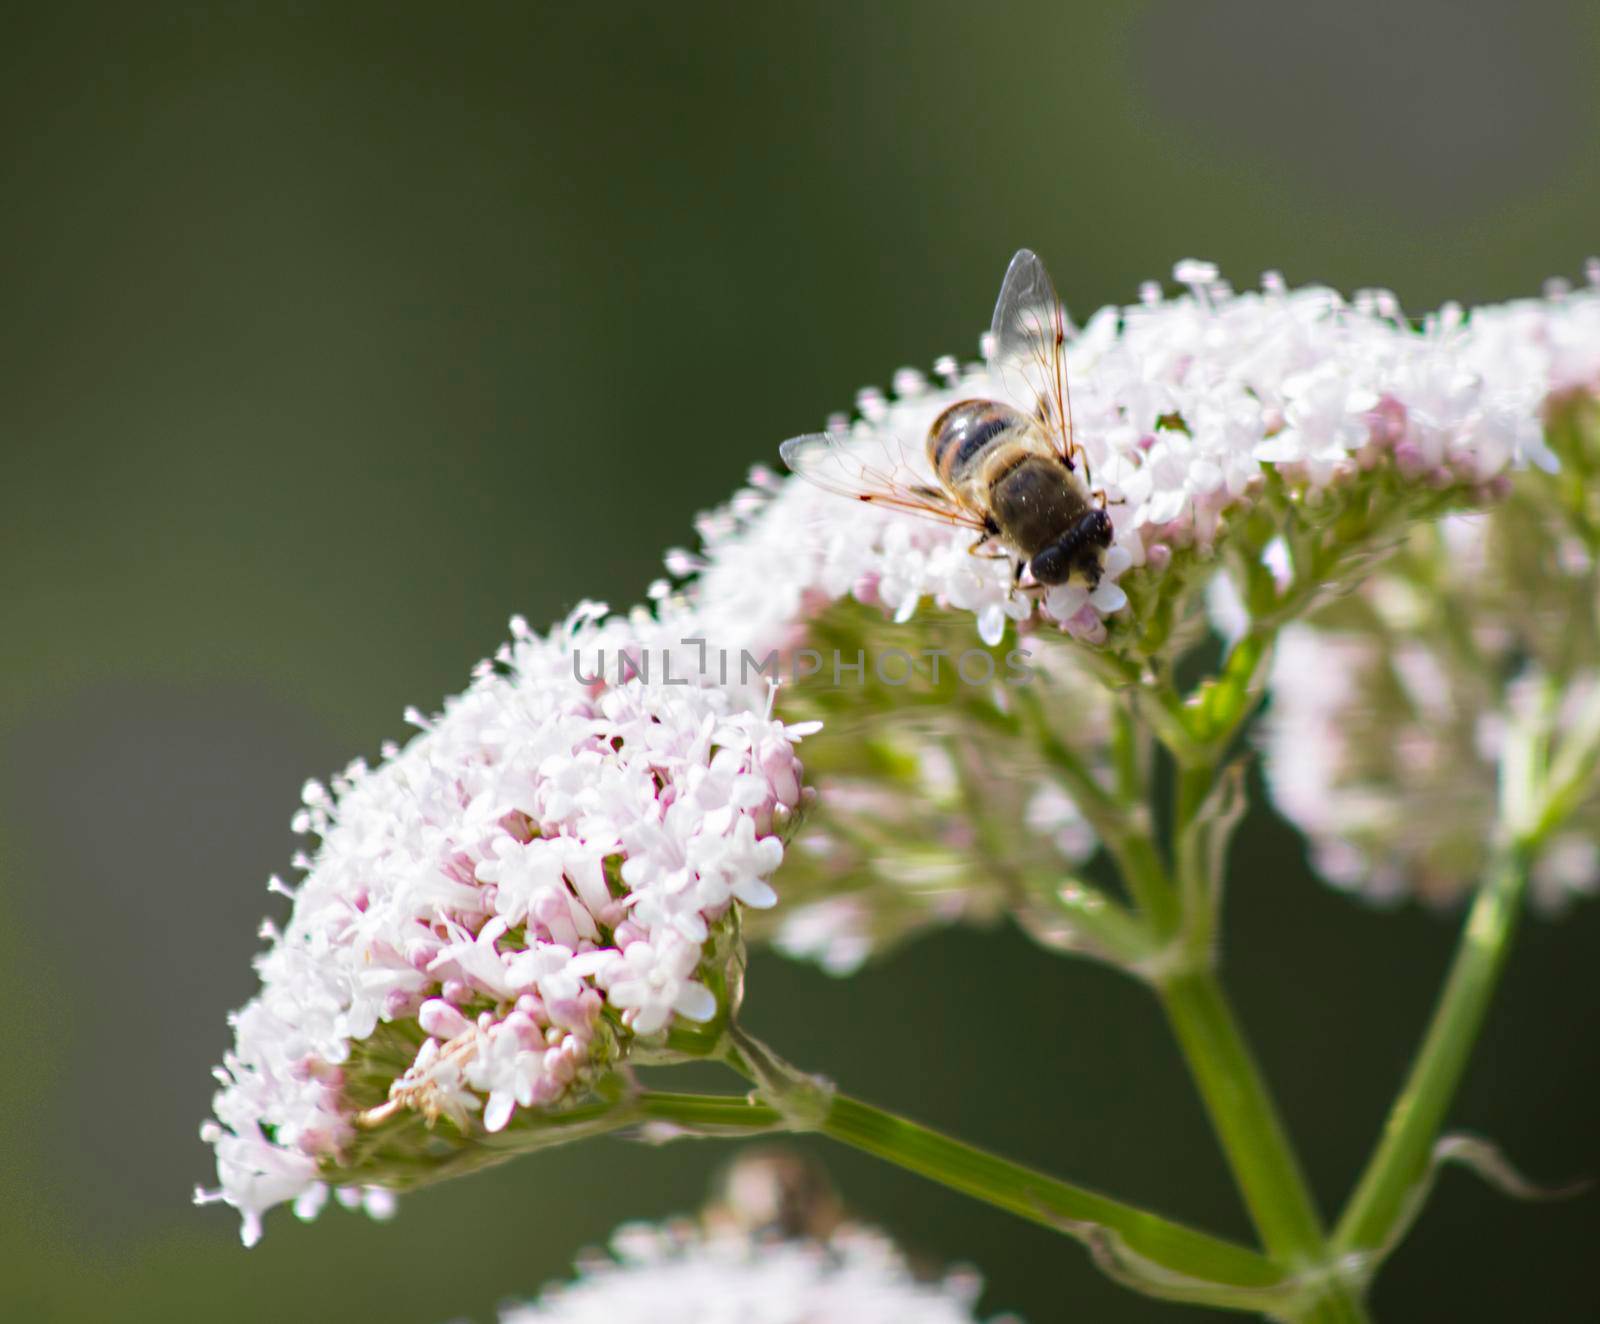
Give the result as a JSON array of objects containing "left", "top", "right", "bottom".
[
  {"left": 741, "top": 604, "right": 1111, "bottom": 973},
  {"left": 496, "top": 1218, "right": 994, "bottom": 1324},
  {"left": 493, "top": 1150, "right": 1004, "bottom": 1324},
  {"left": 1262, "top": 390, "right": 1600, "bottom": 908}
]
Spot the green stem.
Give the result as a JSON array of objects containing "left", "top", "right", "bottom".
[
  {"left": 1158, "top": 971, "right": 1329, "bottom": 1265},
  {"left": 1112, "top": 694, "right": 1149, "bottom": 803},
  {"left": 1533, "top": 682, "right": 1600, "bottom": 839},
  {"left": 1157, "top": 736, "right": 1368, "bottom": 1319},
  {"left": 1332, "top": 845, "right": 1531, "bottom": 1260},
  {"left": 1189, "top": 630, "right": 1275, "bottom": 755},
  {"left": 1013, "top": 686, "right": 1180, "bottom": 932},
  {"left": 1116, "top": 830, "right": 1182, "bottom": 936},
  {"left": 819, "top": 1093, "right": 1287, "bottom": 1295},
  {"left": 635, "top": 1086, "right": 1289, "bottom": 1302},
  {"left": 637, "top": 1089, "right": 784, "bottom": 1131},
  {"left": 1159, "top": 973, "right": 1373, "bottom": 1322},
  {"left": 1176, "top": 762, "right": 1213, "bottom": 841},
  {"left": 1164, "top": 748, "right": 1326, "bottom": 1263}
]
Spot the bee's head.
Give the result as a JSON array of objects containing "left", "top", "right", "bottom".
[{"left": 1028, "top": 508, "right": 1114, "bottom": 588}]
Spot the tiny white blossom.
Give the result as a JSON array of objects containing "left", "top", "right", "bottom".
[{"left": 1262, "top": 494, "right": 1600, "bottom": 909}]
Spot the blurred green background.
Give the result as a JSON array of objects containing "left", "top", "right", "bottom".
[{"left": 3, "top": 3, "right": 1598, "bottom": 1320}]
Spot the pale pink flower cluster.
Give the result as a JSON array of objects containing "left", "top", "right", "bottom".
[
  {"left": 1261, "top": 622, "right": 1485, "bottom": 905},
  {"left": 198, "top": 603, "right": 814, "bottom": 1245},
  {"left": 1261, "top": 512, "right": 1600, "bottom": 909},
  {"left": 496, "top": 1219, "right": 999, "bottom": 1324},
  {"left": 1257, "top": 276, "right": 1600, "bottom": 908},
  {"left": 762, "top": 679, "right": 1106, "bottom": 975},
  {"left": 679, "top": 264, "right": 1594, "bottom": 650}
]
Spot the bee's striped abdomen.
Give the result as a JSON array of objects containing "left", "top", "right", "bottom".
[{"left": 927, "top": 399, "right": 1030, "bottom": 488}]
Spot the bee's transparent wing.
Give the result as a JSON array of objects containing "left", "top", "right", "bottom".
[
  {"left": 779, "top": 431, "right": 988, "bottom": 531},
  {"left": 989, "top": 248, "right": 1075, "bottom": 466}
]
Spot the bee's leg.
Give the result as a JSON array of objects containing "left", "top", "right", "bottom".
[{"left": 962, "top": 534, "right": 1021, "bottom": 599}]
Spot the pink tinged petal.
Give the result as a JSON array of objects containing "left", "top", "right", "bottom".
[
  {"left": 730, "top": 775, "right": 769, "bottom": 810},
  {"left": 565, "top": 854, "right": 611, "bottom": 916},
  {"left": 1145, "top": 488, "right": 1187, "bottom": 525},
  {"left": 1043, "top": 583, "right": 1087, "bottom": 619},
  {"left": 513, "top": 1059, "right": 542, "bottom": 1107},
  {"left": 292, "top": 1184, "right": 329, "bottom": 1221},
  {"left": 483, "top": 1091, "right": 515, "bottom": 1133},
  {"left": 418, "top": 999, "right": 472, "bottom": 1040},
  {"left": 672, "top": 910, "right": 710, "bottom": 944},
  {"left": 672, "top": 981, "right": 717, "bottom": 1022},
  {"left": 1089, "top": 581, "right": 1129, "bottom": 613},
  {"left": 534, "top": 894, "right": 582, "bottom": 948},
  {"left": 567, "top": 949, "right": 616, "bottom": 978},
  {"left": 607, "top": 978, "right": 649, "bottom": 1009},
  {"left": 362, "top": 1189, "right": 397, "bottom": 1221},
  {"left": 733, "top": 876, "right": 779, "bottom": 908}
]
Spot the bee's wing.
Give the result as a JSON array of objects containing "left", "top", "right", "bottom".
[
  {"left": 989, "top": 248, "right": 1076, "bottom": 468},
  {"left": 779, "top": 431, "right": 990, "bottom": 531}
]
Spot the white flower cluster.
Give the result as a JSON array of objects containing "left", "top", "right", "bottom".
[
  {"left": 496, "top": 1219, "right": 1000, "bottom": 1324},
  {"left": 199, "top": 604, "right": 813, "bottom": 1246},
  {"left": 681, "top": 263, "right": 1599, "bottom": 651}
]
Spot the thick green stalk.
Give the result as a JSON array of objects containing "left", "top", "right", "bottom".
[
  {"left": 1159, "top": 971, "right": 1371, "bottom": 1322},
  {"left": 1332, "top": 846, "right": 1530, "bottom": 1260},
  {"left": 1154, "top": 667, "right": 1370, "bottom": 1318},
  {"left": 637, "top": 1089, "right": 784, "bottom": 1131},
  {"left": 1158, "top": 972, "right": 1329, "bottom": 1266},
  {"left": 818, "top": 1093, "right": 1288, "bottom": 1295},
  {"left": 635, "top": 1088, "right": 1289, "bottom": 1301},
  {"left": 1160, "top": 731, "right": 1329, "bottom": 1269}
]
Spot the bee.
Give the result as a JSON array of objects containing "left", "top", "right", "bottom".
[{"left": 781, "top": 249, "right": 1111, "bottom": 591}]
